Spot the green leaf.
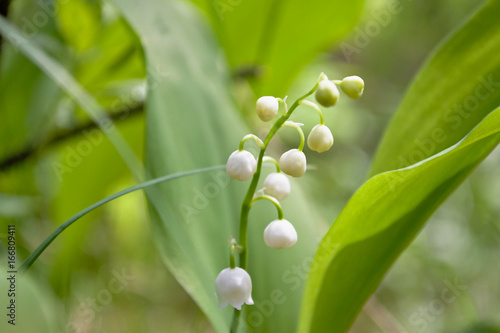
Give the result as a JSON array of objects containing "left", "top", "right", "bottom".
[
  {"left": 371, "top": 0, "right": 500, "bottom": 175},
  {"left": 0, "top": 265, "right": 60, "bottom": 332},
  {"left": 0, "top": 5, "right": 60, "bottom": 161},
  {"left": 0, "top": 15, "right": 143, "bottom": 180},
  {"left": 111, "top": 0, "right": 326, "bottom": 332},
  {"left": 298, "top": 106, "right": 500, "bottom": 332},
  {"left": 190, "top": 0, "right": 364, "bottom": 96},
  {"left": 56, "top": 0, "right": 101, "bottom": 51}
]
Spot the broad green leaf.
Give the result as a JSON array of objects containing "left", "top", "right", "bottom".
[
  {"left": 454, "top": 324, "right": 500, "bottom": 333},
  {"left": 57, "top": 0, "right": 101, "bottom": 51},
  {"left": 371, "top": 0, "right": 500, "bottom": 175},
  {"left": 0, "top": 265, "right": 61, "bottom": 332},
  {"left": 190, "top": 0, "right": 364, "bottom": 96},
  {"left": 111, "top": 0, "right": 325, "bottom": 332},
  {"left": 74, "top": 17, "right": 145, "bottom": 97},
  {"left": 298, "top": 106, "right": 500, "bottom": 333}
]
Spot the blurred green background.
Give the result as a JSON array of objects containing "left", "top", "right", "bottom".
[{"left": 1, "top": 0, "right": 499, "bottom": 332}]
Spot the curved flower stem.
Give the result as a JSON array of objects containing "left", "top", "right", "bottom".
[
  {"left": 299, "top": 99, "right": 325, "bottom": 125},
  {"left": 239, "top": 134, "right": 265, "bottom": 151},
  {"left": 232, "top": 73, "right": 323, "bottom": 333},
  {"left": 229, "top": 237, "right": 239, "bottom": 269},
  {"left": 277, "top": 97, "right": 288, "bottom": 116},
  {"left": 263, "top": 156, "right": 281, "bottom": 172},
  {"left": 250, "top": 195, "right": 284, "bottom": 220},
  {"left": 284, "top": 121, "right": 305, "bottom": 151}
]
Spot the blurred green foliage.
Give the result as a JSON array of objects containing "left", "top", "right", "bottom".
[{"left": 0, "top": 0, "right": 499, "bottom": 332}]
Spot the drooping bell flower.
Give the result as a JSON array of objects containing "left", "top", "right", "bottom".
[{"left": 215, "top": 267, "right": 254, "bottom": 310}]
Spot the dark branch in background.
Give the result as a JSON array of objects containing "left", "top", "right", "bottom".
[
  {"left": 0, "top": 103, "right": 144, "bottom": 171},
  {"left": 233, "top": 64, "right": 264, "bottom": 80},
  {"left": 0, "top": 0, "right": 9, "bottom": 53}
]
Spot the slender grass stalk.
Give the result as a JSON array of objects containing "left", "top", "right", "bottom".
[{"left": 18, "top": 165, "right": 226, "bottom": 275}]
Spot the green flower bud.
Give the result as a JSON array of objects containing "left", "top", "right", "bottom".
[
  {"left": 340, "top": 76, "right": 364, "bottom": 99},
  {"left": 315, "top": 80, "right": 339, "bottom": 107}
]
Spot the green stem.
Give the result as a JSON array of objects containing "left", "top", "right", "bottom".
[
  {"left": 277, "top": 97, "right": 288, "bottom": 116},
  {"left": 230, "top": 310, "right": 242, "bottom": 333},
  {"left": 263, "top": 156, "right": 280, "bottom": 172},
  {"left": 284, "top": 121, "right": 305, "bottom": 151},
  {"left": 251, "top": 195, "right": 284, "bottom": 220},
  {"left": 299, "top": 100, "right": 324, "bottom": 125},
  {"left": 229, "top": 247, "right": 236, "bottom": 269},
  {"left": 239, "top": 134, "right": 265, "bottom": 151}
]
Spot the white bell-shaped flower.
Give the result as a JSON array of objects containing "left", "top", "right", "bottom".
[
  {"left": 263, "top": 172, "right": 291, "bottom": 201},
  {"left": 226, "top": 150, "right": 257, "bottom": 181},
  {"left": 315, "top": 79, "right": 339, "bottom": 107},
  {"left": 307, "top": 125, "right": 334, "bottom": 153},
  {"left": 279, "top": 149, "right": 306, "bottom": 177},
  {"left": 340, "top": 76, "right": 364, "bottom": 99},
  {"left": 215, "top": 267, "right": 254, "bottom": 310},
  {"left": 264, "top": 219, "right": 297, "bottom": 249},
  {"left": 256, "top": 96, "right": 279, "bottom": 122}
]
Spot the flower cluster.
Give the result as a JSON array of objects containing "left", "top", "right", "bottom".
[{"left": 216, "top": 73, "right": 364, "bottom": 312}]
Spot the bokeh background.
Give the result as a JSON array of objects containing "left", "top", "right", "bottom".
[{"left": 1, "top": 0, "right": 499, "bottom": 332}]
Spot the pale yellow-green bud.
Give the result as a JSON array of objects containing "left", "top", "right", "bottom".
[
  {"left": 315, "top": 80, "right": 339, "bottom": 107},
  {"left": 340, "top": 76, "right": 364, "bottom": 99}
]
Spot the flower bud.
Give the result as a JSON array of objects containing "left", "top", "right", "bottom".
[
  {"left": 264, "top": 219, "right": 297, "bottom": 249},
  {"left": 263, "top": 173, "right": 291, "bottom": 201},
  {"left": 315, "top": 80, "right": 339, "bottom": 107},
  {"left": 226, "top": 150, "right": 257, "bottom": 181},
  {"left": 340, "top": 76, "right": 364, "bottom": 99},
  {"left": 256, "top": 96, "right": 279, "bottom": 122},
  {"left": 279, "top": 149, "right": 306, "bottom": 177},
  {"left": 307, "top": 125, "right": 334, "bottom": 153},
  {"left": 215, "top": 267, "right": 254, "bottom": 310}
]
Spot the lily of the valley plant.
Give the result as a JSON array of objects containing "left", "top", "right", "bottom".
[{"left": 216, "top": 73, "right": 364, "bottom": 331}]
